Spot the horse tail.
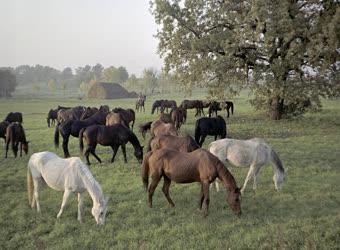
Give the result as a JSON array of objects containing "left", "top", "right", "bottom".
[
  {"left": 141, "top": 151, "right": 153, "bottom": 191},
  {"left": 194, "top": 119, "right": 200, "bottom": 145},
  {"left": 27, "top": 166, "right": 34, "bottom": 206},
  {"left": 54, "top": 124, "right": 60, "bottom": 148},
  {"left": 79, "top": 127, "right": 86, "bottom": 155},
  {"left": 270, "top": 149, "right": 285, "bottom": 190},
  {"left": 230, "top": 102, "right": 234, "bottom": 115}
]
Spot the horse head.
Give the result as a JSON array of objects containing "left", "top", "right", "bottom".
[
  {"left": 227, "top": 187, "right": 242, "bottom": 216},
  {"left": 134, "top": 145, "right": 144, "bottom": 164},
  {"left": 23, "top": 141, "right": 29, "bottom": 155},
  {"left": 92, "top": 196, "right": 109, "bottom": 225}
]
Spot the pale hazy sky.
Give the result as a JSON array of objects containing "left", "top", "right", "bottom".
[{"left": 0, "top": 0, "right": 163, "bottom": 76}]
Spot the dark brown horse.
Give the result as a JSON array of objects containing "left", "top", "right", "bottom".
[
  {"left": 0, "top": 121, "right": 9, "bottom": 141},
  {"left": 139, "top": 121, "right": 153, "bottom": 139},
  {"left": 136, "top": 95, "right": 146, "bottom": 112},
  {"left": 208, "top": 101, "right": 222, "bottom": 117},
  {"left": 4, "top": 112, "right": 23, "bottom": 123},
  {"left": 5, "top": 122, "right": 29, "bottom": 158},
  {"left": 112, "top": 108, "right": 135, "bottom": 130},
  {"left": 179, "top": 100, "right": 204, "bottom": 117},
  {"left": 106, "top": 112, "right": 125, "bottom": 126},
  {"left": 80, "top": 107, "right": 99, "bottom": 120},
  {"left": 151, "top": 100, "right": 164, "bottom": 114},
  {"left": 79, "top": 124, "right": 143, "bottom": 165},
  {"left": 223, "top": 101, "right": 234, "bottom": 118},
  {"left": 57, "top": 106, "right": 85, "bottom": 124},
  {"left": 141, "top": 148, "right": 241, "bottom": 216},
  {"left": 47, "top": 109, "right": 58, "bottom": 127},
  {"left": 170, "top": 107, "right": 186, "bottom": 130},
  {"left": 160, "top": 100, "right": 177, "bottom": 113},
  {"left": 159, "top": 112, "right": 173, "bottom": 124},
  {"left": 149, "top": 134, "right": 199, "bottom": 152}
]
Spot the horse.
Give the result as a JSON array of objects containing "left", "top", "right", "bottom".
[
  {"left": 160, "top": 100, "right": 177, "bottom": 113},
  {"left": 27, "top": 151, "right": 109, "bottom": 224},
  {"left": 99, "top": 105, "right": 110, "bottom": 113},
  {"left": 151, "top": 100, "right": 164, "bottom": 114},
  {"left": 179, "top": 100, "right": 204, "bottom": 117},
  {"left": 224, "top": 101, "right": 234, "bottom": 118},
  {"left": 5, "top": 122, "right": 29, "bottom": 158},
  {"left": 112, "top": 108, "right": 135, "bottom": 131},
  {"left": 209, "top": 138, "right": 285, "bottom": 193},
  {"left": 0, "top": 121, "right": 9, "bottom": 141},
  {"left": 47, "top": 109, "right": 58, "bottom": 127},
  {"left": 4, "top": 112, "right": 23, "bottom": 123},
  {"left": 57, "top": 105, "right": 71, "bottom": 110},
  {"left": 150, "top": 120, "right": 178, "bottom": 138},
  {"left": 54, "top": 110, "right": 108, "bottom": 158},
  {"left": 170, "top": 107, "right": 186, "bottom": 130},
  {"left": 141, "top": 148, "right": 241, "bottom": 217},
  {"left": 149, "top": 134, "right": 199, "bottom": 153},
  {"left": 194, "top": 116, "right": 227, "bottom": 146},
  {"left": 139, "top": 121, "right": 153, "bottom": 139},
  {"left": 106, "top": 112, "right": 126, "bottom": 126},
  {"left": 159, "top": 112, "right": 173, "bottom": 124},
  {"left": 57, "top": 106, "right": 85, "bottom": 124},
  {"left": 79, "top": 124, "right": 143, "bottom": 165},
  {"left": 136, "top": 95, "right": 146, "bottom": 112},
  {"left": 208, "top": 101, "right": 222, "bottom": 117},
  {"left": 80, "top": 107, "right": 98, "bottom": 120}
]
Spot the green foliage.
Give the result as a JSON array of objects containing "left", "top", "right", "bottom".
[
  {"left": 0, "top": 69, "right": 17, "bottom": 97},
  {"left": 0, "top": 93, "right": 339, "bottom": 248},
  {"left": 151, "top": 0, "right": 340, "bottom": 119},
  {"left": 47, "top": 79, "right": 56, "bottom": 92},
  {"left": 103, "top": 66, "right": 129, "bottom": 83}
]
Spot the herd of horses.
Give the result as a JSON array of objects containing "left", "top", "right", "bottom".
[{"left": 2, "top": 96, "right": 285, "bottom": 225}]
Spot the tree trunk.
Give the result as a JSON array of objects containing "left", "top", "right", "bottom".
[{"left": 269, "top": 96, "right": 284, "bottom": 120}]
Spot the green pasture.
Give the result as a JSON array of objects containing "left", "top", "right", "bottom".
[{"left": 0, "top": 90, "right": 339, "bottom": 249}]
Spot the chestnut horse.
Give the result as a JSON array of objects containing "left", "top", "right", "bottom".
[
  {"left": 105, "top": 112, "right": 126, "bottom": 126},
  {"left": 149, "top": 134, "right": 199, "bottom": 153},
  {"left": 141, "top": 148, "right": 241, "bottom": 216},
  {"left": 112, "top": 108, "right": 135, "bottom": 131},
  {"left": 5, "top": 122, "right": 29, "bottom": 158},
  {"left": 150, "top": 120, "right": 178, "bottom": 138},
  {"left": 139, "top": 121, "right": 153, "bottom": 139}
]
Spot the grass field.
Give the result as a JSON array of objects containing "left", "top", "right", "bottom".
[{"left": 0, "top": 90, "right": 339, "bottom": 249}]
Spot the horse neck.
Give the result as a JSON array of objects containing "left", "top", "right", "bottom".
[
  {"left": 216, "top": 162, "right": 238, "bottom": 191},
  {"left": 127, "top": 131, "right": 141, "bottom": 150},
  {"left": 78, "top": 163, "right": 104, "bottom": 205}
]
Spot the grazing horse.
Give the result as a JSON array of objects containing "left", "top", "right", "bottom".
[
  {"left": 160, "top": 100, "right": 177, "bottom": 113},
  {"left": 170, "top": 107, "right": 186, "bottom": 129},
  {"left": 208, "top": 101, "right": 222, "bottom": 117},
  {"left": 105, "top": 112, "right": 125, "bottom": 126},
  {"left": 57, "top": 106, "right": 84, "bottom": 124},
  {"left": 150, "top": 120, "right": 178, "bottom": 138},
  {"left": 0, "top": 121, "right": 9, "bottom": 141},
  {"left": 79, "top": 124, "right": 143, "bottom": 165},
  {"left": 5, "top": 122, "right": 29, "bottom": 158},
  {"left": 80, "top": 107, "right": 98, "bottom": 120},
  {"left": 27, "top": 151, "right": 109, "bottom": 224},
  {"left": 54, "top": 110, "right": 108, "bottom": 158},
  {"left": 149, "top": 134, "right": 199, "bottom": 152},
  {"left": 112, "top": 108, "right": 135, "bottom": 130},
  {"left": 4, "top": 112, "right": 23, "bottom": 123},
  {"left": 151, "top": 100, "right": 164, "bottom": 114},
  {"left": 195, "top": 116, "right": 227, "bottom": 146},
  {"left": 179, "top": 100, "right": 204, "bottom": 117},
  {"left": 141, "top": 148, "right": 241, "bottom": 216},
  {"left": 136, "top": 95, "right": 146, "bottom": 112},
  {"left": 139, "top": 121, "right": 153, "bottom": 139},
  {"left": 209, "top": 138, "right": 285, "bottom": 193},
  {"left": 224, "top": 101, "right": 234, "bottom": 118},
  {"left": 47, "top": 109, "right": 58, "bottom": 127}
]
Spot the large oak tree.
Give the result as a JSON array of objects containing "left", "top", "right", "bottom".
[{"left": 151, "top": 0, "right": 339, "bottom": 119}]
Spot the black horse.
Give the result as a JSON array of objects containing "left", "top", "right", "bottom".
[
  {"left": 151, "top": 100, "right": 164, "bottom": 114},
  {"left": 5, "top": 122, "right": 29, "bottom": 158},
  {"left": 4, "top": 112, "right": 23, "bottom": 123},
  {"left": 160, "top": 100, "right": 177, "bottom": 113},
  {"left": 79, "top": 124, "right": 143, "bottom": 165},
  {"left": 208, "top": 101, "right": 222, "bottom": 117},
  {"left": 194, "top": 116, "right": 227, "bottom": 146},
  {"left": 47, "top": 109, "right": 58, "bottom": 127},
  {"left": 54, "top": 110, "right": 108, "bottom": 158},
  {"left": 224, "top": 101, "right": 234, "bottom": 118},
  {"left": 0, "top": 121, "right": 9, "bottom": 141}
]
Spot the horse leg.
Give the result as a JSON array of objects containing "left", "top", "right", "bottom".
[
  {"left": 13, "top": 142, "right": 18, "bottom": 158},
  {"left": 77, "top": 192, "right": 84, "bottom": 223},
  {"left": 20, "top": 142, "right": 22, "bottom": 157},
  {"left": 199, "top": 184, "right": 204, "bottom": 209},
  {"left": 110, "top": 145, "right": 119, "bottom": 163},
  {"left": 241, "top": 164, "right": 256, "bottom": 194},
  {"left": 5, "top": 140, "right": 9, "bottom": 158},
  {"left": 84, "top": 147, "right": 92, "bottom": 165},
  {"left": 57, "top": 189, "right": 72, "bottom": 219},
  {"left": 62, "top": 135, "right": 70, "bottom": 158},
  {"left": 33, "top": 179, "right": 41, "bottom": 212},
  {"left": 148, "top": 174, "right": 162, "bottom": 208},
  {"left": 90, "top": 146, "right": 101, "bottom": 164},
  {"left": 202, "top": 182, "right": 210, "bottom": 217},
  {"left": 121, "top": 144, "right": 127, "bottom": 163},
  {"left": 162, "top": 176, "right": 175, "bottom": 207},
  {"left": 227, "top": 108, "right": 230, "bottom": 118},
  {"left": 252, "top": 165, "right": 262, "bottom": 191},
  {"left": 199, "top": 135, "right": 206, "bottom": 147}
]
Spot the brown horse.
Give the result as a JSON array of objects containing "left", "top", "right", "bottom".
[
  {"left": 57, "top": 106, "right": 84, "bottom": 124},
  {"left": 112, "top": 108, "right": 135, "bottom": 130},
  {"left": 4, "top": 112, "right": 23, "bottom": 123},
  {"left": 159, "top": 112, "right": 173, "bottom": 124},
  {"left": 151, "top": 100, "right": 164, "bottom": 114},
  {"left": 150, "top": 120, "right": 178, "bottom": 138},
  {"left": 139, "top": 121, "right": 153, "bottom": 139},
  {"left": 179, "top": 100, "right": 204, "bottom": 117},
  {"left": 149, "top": 134, "right": 199, "bottom": 152},
  {"left": 0, "top": 121, "right": 9, "bottom": 141},
  {"left": 223, "top": 101, "right": 234, "bottom": 118},
  {"left": 106, "top": 112, "right": 125, "bottom": 126},
  {"left": 170, "top": 107, "right": 186, "bottom": 130},
  {"left": 136, "top": 95, "right": 146, "bottom": 112},
  {"left": 208, "top": 101, "right": 222, "bottom": 117},
  {"left": 141, "top": 148, "right": 241, "bottom": 216},
  {"left": 79, "top": 124, "right": 143, "bottom": 165},
  {"left": 80, "top": 107, "right": 99, "bottom": 120},
  {"left": 5, "top": 122, "right": 29, "bottom": 158},
  {"left": 160, "top": 100, "right": 177, "bottom": 113}
]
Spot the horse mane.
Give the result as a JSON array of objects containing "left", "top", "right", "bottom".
[{"left": 215, "top": 161, "right": 238, "bottom": 191}]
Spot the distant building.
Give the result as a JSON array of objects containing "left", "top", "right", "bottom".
[{"left": 87, "top": 82, "right": 138, "bottom": 99}]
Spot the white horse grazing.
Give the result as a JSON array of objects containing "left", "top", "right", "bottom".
[
  {"left": 27, "top": 151, "right": 109, "bottom": 224},
  {"left": 209, "top": 138, "right": 285, "bottom": 193}
]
